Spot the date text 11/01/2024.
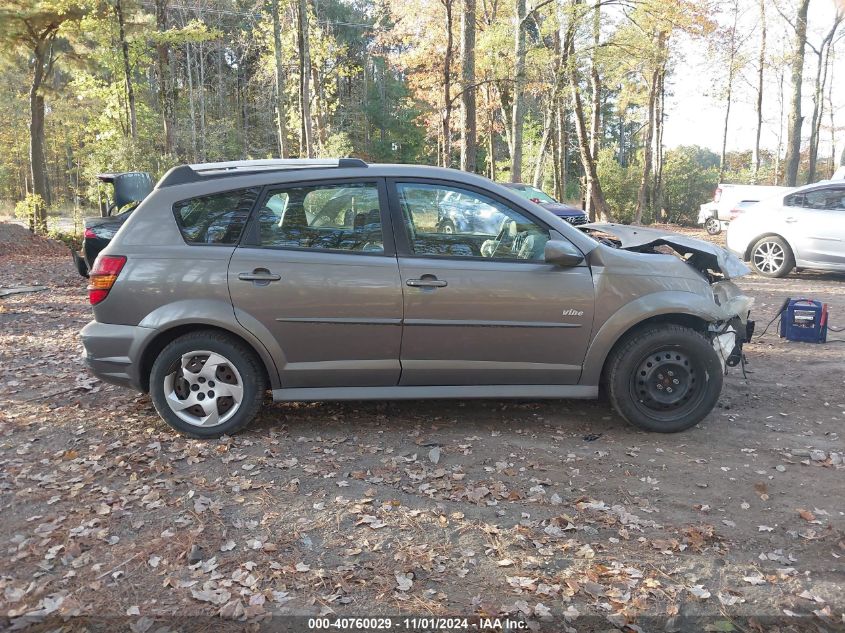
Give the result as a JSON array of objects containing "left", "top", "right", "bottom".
[{"left": 306, "top": 617, "right": 529, "bottom": 630}]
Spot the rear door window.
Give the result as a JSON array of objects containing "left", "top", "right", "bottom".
[
  {"left": 785, "top": 187, "right": 845, "bottom": 211},
  {"left": 174, "top": 188, "right": 260, "bottom": 245},
  {"left": 254, "top": 182, "right": 385, "bottom": 253}
]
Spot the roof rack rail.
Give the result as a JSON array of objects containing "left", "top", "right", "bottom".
[{"left": 158, "top": 158, "right": 368, "bottom": 188}]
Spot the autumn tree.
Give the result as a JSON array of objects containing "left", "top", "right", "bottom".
[
  {"left": 783, "top": 0, "right": 810, "bottom": 187},
  {"left": 0, "top": 0, "right": 88, "bottom": 230}
]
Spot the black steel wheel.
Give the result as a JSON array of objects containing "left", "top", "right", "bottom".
[{"left": 606, "top": 324, "right": 723, "bottom": 433}]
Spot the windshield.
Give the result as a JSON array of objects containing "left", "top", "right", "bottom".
[{"left": 512, "top": 185, "right": 556, "bottom": 204}]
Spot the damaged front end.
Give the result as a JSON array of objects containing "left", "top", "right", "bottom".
[{"left": 581, "top": 223, "right": 755, "bottom": 371}]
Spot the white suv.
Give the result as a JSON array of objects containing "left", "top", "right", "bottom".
[{"left": 727, "top": 181, "right": 845, "bottom": 277}]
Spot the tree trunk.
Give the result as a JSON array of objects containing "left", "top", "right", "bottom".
[
  {"left": 635, "top": 65, "right": 659, "bottom": 224},
  {"left": 271, "top": 0, "right": 289, "bottom": 158},
  {"left": 459, "top": 0, "right": 477, "bottom": 172},
  {"left": 807, "top": 16, "right": 841, "bottom": 182},
  {"left": 586, "top": 0, "right": 600, "bottom": 218},
  {"left": 752, "top": 0, "right": 766, "bottom": 181},
  {"left": 186, "top": 42, "right": 198, "bottom": 162},
  {"left": 828, "top": 46, "right": 838, "bottom": 175},
  {"left": 29, "top": 42, "right": 50, "bottom": 230},
  {"left": 155, "top": 0, "right": 176, "bottom": 156},
  {"left": 441, "top": 0, "right": 454, "bottom": 168},
  {"left": 563, "top": 13, "right": 613, "bottom": 222},
  {"left": 199, "top": 41, "right": 206, "bottom": 161},
  {"left": 312, "top": 64, "right": 328, "bottom": 152},
  {"left": 719, "top": 3, "right": 739, "bottom": 182},
  {"left": 298, "top": 0, "right": 314, "bottom": 158},
  {"left": 532, "top": 105, "right": 553, "bottom": 188},
  {"left": 556, "top": 98, "right": 568, "bottom": 202},
  {"left": 653, "top": 66, "right": 666, "bottom": 218},
  {"left": 784, "top": 0, "right": 810, "bottom": 187},
  {"left": 775, "top": 69, "right": 785, "bottom": 184},
  {"left": 510, "top": 0, "right": 526, "bottom": 181},
  {"left": 486, "top": 83, "right": 496, "bottom": 179},
  {"left": 115, "top": 0, "right": 137, "bottom": 142}
]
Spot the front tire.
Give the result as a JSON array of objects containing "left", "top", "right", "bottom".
[
  {"left": 704, "top": 217, "right": 721, "bottom": 235},
  {"left": 439, "top": 219, "right": 456, "bottom": 234},
  {"left": 606, "top": 325, "right": 723, "bottom": 433},
  {"left": 150, "top": 330, "right": 266, "bottom": 438},
  {"left": 749, "top": 235, "right": 794, "bottom": 278}
]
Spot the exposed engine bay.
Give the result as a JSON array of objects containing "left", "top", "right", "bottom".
[{"left": 579, "top": 223, "right": 751, "bottom": 282}]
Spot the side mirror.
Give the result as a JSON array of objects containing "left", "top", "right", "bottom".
[{"left": 544, "top": 239, "right": 584, "bottom": 267}]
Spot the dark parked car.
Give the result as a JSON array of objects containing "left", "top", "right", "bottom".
[
  {"left": 499, "top": 183, "right": 588, "bottom": 225},
  {"left": 73, "top": 171, "right": 154, "bottom": 276},
  {"left": 434, "top": 189, "right": 507, "bottom": 235},
  {"left": 80, "top": 158, "right": 754, "bottom": 438}
]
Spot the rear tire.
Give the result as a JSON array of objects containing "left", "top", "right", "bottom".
[
  {"left": 749, "top": 235, "right": 794, "bottom": 278},
  {"left": 606, "top": 325, "right": 723, "bottom": 433},
  {"left": 704, "top": 217, "right": 721, "bottom": 235},
  {"left": 150, "top": 330, "right": 266, "bottom": 438}
]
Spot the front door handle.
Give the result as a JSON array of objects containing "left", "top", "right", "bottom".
[
  {"left": 406, "top": 276, "right": 448, "bottom": 288},
  {"left": 784, "top": 217, "right": 798, "bottom": 223},
  {"left": 238, "top": 269, "right": 282, "bottom": 284}
]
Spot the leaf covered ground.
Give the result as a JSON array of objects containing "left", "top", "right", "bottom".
[{"left": 1, "top": 223, "right": 843, "bottom": 632}]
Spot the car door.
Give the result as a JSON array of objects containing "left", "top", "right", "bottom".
[
  {"left": 783, "top": 186, "right": 845, "bottom": 268},
  {"left": 388, "top": 179, "right": 595, "bottom": 386},
  {"left": 229, "top": 179, "right": 403, "bottom": 388}
]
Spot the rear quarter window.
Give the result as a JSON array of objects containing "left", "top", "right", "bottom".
[{"left": 173, "top": 188, "right": 260, "bottom": 245}]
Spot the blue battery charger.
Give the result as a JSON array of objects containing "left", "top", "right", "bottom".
[{"left": 779, "top": 299, "right": 828, "bottom": 343}]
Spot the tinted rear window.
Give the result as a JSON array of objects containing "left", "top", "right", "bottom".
[{"left": 173, "top": 188, "right": 260, "bottom": 245}]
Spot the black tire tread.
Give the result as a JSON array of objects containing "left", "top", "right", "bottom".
[
  {"left": 150, "top": 329, "right": 266, "bottom": 438},
  {"left": 606, "top": 324, "right": 723, "bottom": 433}
]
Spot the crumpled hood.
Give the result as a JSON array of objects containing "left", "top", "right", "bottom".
[{"left": 580, "top": 223, "right": 751, "bottom": 279}]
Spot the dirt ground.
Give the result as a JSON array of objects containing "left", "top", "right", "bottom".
[{"left": 0, "top": 222, "right": 843, "bottom": 633}]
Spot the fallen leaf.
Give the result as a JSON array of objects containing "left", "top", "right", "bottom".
[{"left": 395, "top": 571, "right": 413, "bottom": 591}]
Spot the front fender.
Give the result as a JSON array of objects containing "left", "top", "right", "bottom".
[
  {"left": 137, "top": 299, "right": 282, "bottom": 389},
  {"left": 580, "top": 290, "right": 723, "bottom": 385}
]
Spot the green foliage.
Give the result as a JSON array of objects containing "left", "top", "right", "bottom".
[
  {"left": 14, "top": 193, "right": 46, "bottom": 228},
  {"left": 319, "top": 132, "right": 354, "bottom": 158},
  {"left": 596, "top": 148, "right": 640, "bottom": 223},
  {"left": 47, "top": 227, "right": 82, "bottom": 251},
  {"left": 661, "top": 146, "right": 720, "bottom": 225}
]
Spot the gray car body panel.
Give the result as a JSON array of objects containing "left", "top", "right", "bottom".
[{"left": 82, "top": 163, "right": 751, "bottom": 401}]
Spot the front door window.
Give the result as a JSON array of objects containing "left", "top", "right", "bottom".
[{"left": 396, "top": 183, "right": 550, "bottom": 261}]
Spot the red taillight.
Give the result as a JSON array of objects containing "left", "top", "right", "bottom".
[
  {"left": 84, "top": 227, "right": 97, "bottom": 239},
  {"left": 87, "top": 255, "right": 126, "bottom": 305},
  {"left": 713, "top": 187, "right": 722, "bottom": 202}
]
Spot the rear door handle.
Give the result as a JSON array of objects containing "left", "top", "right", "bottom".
[
  {"left": 238, "top": 269, "right": 282, "bottom": 283},
  {"left": 406, "top": 277, "right": 448, "bottom": 288}
]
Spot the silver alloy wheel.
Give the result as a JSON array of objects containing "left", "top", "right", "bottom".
[
  {"left": 704, "top": 218, "right": 720, "bottom": 235},
  {"left": 752, "top": 240, "right": 786, "bottom": 274},
  {"left": 163, "top": 350, "right": 244, "bottom": 427}
]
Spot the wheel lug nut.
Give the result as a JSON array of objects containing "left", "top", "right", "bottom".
[
  {"left": 191, "top": 384, "right": 199, "bottom": 392},
  {"left": 208, "top": 391, "right": 215, "bottom": 398},
  {"left": 667, "top": 387, "right": 673, "bottom": 393},
  {"left": 673, "top": 379, "right": 679, "bottom": 384}
]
